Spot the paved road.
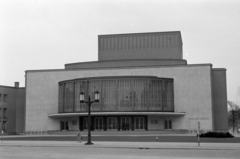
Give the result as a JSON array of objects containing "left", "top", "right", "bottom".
[
  {"left": 1, "top": 132, "right": 239, "bottom": 158},
  {"left": 1, "top": 141, "right": 240, "bottom": 159},
  {"left": 2, "top": 135, "right": 240, "bottom": 143}
]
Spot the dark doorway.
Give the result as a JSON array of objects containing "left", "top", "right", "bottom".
[
  {"left": 60, "top": 121, "right": 69, "bottom": 131},
  {"left": 60, "top": 121, "right": 65, "bottom": 131}
]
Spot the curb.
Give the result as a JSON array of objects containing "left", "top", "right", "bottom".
[{"left": 1, "top": 143, "right": 240, "bottom": 150}]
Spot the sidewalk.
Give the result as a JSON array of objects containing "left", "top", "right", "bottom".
[{"left": 1, "top": 140, "right": 240, "bottom": 150}]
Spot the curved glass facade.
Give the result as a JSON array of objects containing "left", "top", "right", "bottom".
[{"left": 59, "top": 76, "right": 174, "bottom": 113}]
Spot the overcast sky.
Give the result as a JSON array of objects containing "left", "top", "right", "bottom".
[{"left": 1, "top": 0, "right": 240, "bottom": 103}]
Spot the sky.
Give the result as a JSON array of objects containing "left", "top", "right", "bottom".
[{"left": 0, "top": 0, "right": 240, "bottom": 103}]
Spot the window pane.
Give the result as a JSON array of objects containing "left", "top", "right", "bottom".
[
  {"left": 140, "top": 118, "right": 144, "bottom": 129},
  {"left": 2, "top": 121, "right": 7, "bottom": 131},
  {"left": 165, "top": 121, "right": 168, "bottom": 129},
  {"left": 59, "top": 78, "right": 174, "bottom": 113},
  {"left": 169, "top": 121, "right": 172, "bottom": 129},
  {"left": 59, "top": 84, "right": 64, "bottom": 112},
  {"left": 3, "top": 108, "right": 7, "bottom": 119}
]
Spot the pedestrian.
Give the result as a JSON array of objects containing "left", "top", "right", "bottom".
[{"left": 76, "top": 130, "right": 82, "bottom": 143}]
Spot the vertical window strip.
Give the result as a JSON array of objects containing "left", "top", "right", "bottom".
[
  {"left": 119, "top": 37, "right": 122, "bottom": 50},
  {"left": 111, "top": 37, "right": 114, "bottom": 50},
  {"left": 75, "top": 82, "right": 80, "bottom": 112},
  {"left": 122, "top": 37, "right": 125, "bottom": 50},
  {"left": 125, "top": 36, "right": 129, "bottom": 50},
  {"left": 63, "top": 83, "right": 66, "bottom": 112},
  {"left": 137, "top": 36, "right": 140, "bottom": 49},
  {"left": 59, "top": 84, "right": 63, "bottom": 112},
  {"left": 104, "top": 81, "right": 107, "bottom": 110},
  {"left": 115, "top": 37, "right": 118, "bottom": 50},
  {"left": 59, "top": 78, "right": 174, "bottom": 113},
  {"left": 65, "top": 83, "right": 69, "bottom": 112},
  {"left": 3, "top": 108, "right": 7, "bottom": 119}
]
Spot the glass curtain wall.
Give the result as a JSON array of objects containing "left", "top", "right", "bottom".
[{"left": 59, "top": 77, "right": 174, "bottom": 113}]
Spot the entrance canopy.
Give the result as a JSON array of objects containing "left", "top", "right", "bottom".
[{"left": 48, "top": 112, "right": 185, "bottom": 118}]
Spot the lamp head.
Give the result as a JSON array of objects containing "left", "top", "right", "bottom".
[
  {"left": 79, "top": 92, "right": 85, "bottom": 103},
  {"left": 94, "top": 91, "right": 100, "bottom": 102}
]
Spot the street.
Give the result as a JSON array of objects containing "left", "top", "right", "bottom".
[
  {"left": 2, "top": 134, "right": 240, "bottom": 143},
  {"left": 1, "top": 145, "right": 240, "bottom": 159},
  {"left": 1, "top": 141, "right": 240, "bottom": 159}
]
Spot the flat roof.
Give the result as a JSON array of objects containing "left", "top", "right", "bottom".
[
  {"left": 25, "top": 63, "right": 213, "bottom": 73},
  {"left": 98, "top": 31, "right": 182, "bottom": 45}
]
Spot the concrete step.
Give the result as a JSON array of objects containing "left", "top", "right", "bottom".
[{"left": 50, "top": 130, "right": 189, "bottom": 136}]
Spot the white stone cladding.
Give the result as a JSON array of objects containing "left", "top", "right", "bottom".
[{"left": 25, "top": 64, "right": 213, "bottom": 132}]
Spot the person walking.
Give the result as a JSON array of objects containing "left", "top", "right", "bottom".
[{"left": 76, "top": 130, "right": 82, "bottom": 143}]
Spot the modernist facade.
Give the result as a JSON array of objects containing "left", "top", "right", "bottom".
[
  {"left": 0, "top": 82, "right": 25, "bottom": 133},
  {"left": 25, "top": 31, "right": 228, "bottom": 132}
]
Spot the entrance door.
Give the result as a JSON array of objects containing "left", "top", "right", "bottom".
[
  {"left": 83, "top": 118, "right": 88, "bottom": 130},
  {"left": 66, "top": 121, "right": 69, "bottom": 130},
  {"left": 120, "top": 117, "right": 131, "bottom": 130},
  {"left": 135, "top": 117, "right": 145, "bottom": 129},
  {"left": 107, "top": 117, "right": 118, "bottom": 130},
  {"left": 95, "top": 117, "right": 103, "bottom": 130}
]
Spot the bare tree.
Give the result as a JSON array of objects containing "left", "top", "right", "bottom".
[{"left": 228, "top": 101, "right": 240, "bottom": 133}]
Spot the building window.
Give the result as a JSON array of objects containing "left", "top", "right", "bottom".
[
  {"left": 107, "top": 117, "right": 118, "bottom": 129},
  {"left": 95, "top": 117, "right": 104, "bottom": 130},
  {"left": 135, "top": 117, "right": 145, "bottom": 129},
  {"left": 83, "top": 118, "right": 88, "bottom": 129},
  {"left": 169, "top": 120, "right": 172, "bottom": 129},
  {"left": 164, "top": 120, "right": 172, "bottom": 129},
  {"left": 3, "top": 108, "right": 7, "bottom": 119},
  {"left": 59, "top": 77, "right": 174, "bottom": 113},
  {"left": 3, "top": 94, "right": 7, "bottom": 102},
  {"left": 164, "top": 121, "right": 168, "bottom": 129},
  {"left": 2, "top": 121, "right": 7, "bottom": 131}
]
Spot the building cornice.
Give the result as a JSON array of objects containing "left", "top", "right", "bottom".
[{"left": 25, "top": 63, "right": 213, "bottom": 73}]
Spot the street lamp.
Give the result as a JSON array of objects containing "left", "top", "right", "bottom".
[{"left": 79, "top": 91, "right": 100, "bottom": 145}]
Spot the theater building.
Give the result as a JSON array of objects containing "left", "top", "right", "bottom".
[{"left": 25, "top": 31, "right": 228, "bottom": 132}]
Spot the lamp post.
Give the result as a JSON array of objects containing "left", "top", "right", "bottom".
[{"left": 79, "top": 91, "right": 100, "bottom": 145}]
